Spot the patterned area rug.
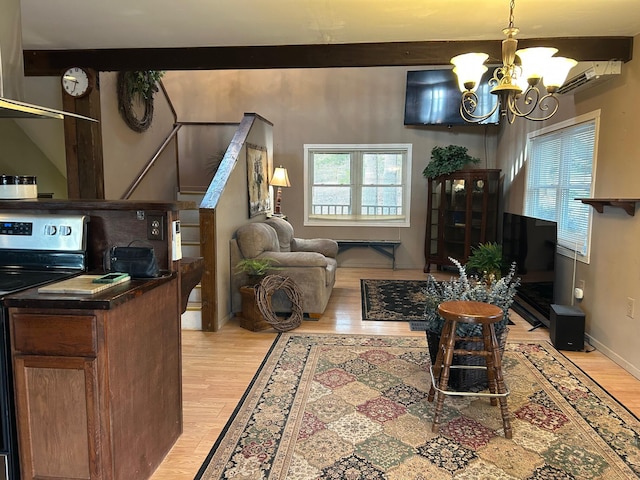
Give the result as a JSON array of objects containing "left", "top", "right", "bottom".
[
  {"left": 195, "top": 333, "right": 640, "bottom": 479},
  {"left": 361, "top": 279, "right": 428, "bottom": 322}
]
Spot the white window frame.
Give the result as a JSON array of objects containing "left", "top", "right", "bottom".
[
  {"left": 303, "top": 143, "right": 412, "bottom": 227},
  {"left": 524, "top": 110, "right": 600, "bottom": 263}
]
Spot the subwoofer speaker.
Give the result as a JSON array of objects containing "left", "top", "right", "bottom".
[{"left": 550, "top": 304, "right": 585, "bottom": 351}]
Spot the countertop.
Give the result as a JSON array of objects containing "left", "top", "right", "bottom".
[
  {"left": 3, "top": 272, "right": 176, "bottom": 311},
  {"left": 0, "top": 198, "right": 195, "bottom": 212}
]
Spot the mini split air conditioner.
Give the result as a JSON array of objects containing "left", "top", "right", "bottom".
[{"left": 557, "top": 61, "right": 622, "bottom": 95}]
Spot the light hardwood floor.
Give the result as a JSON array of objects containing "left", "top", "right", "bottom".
[{"left": 151, "top": 267, "right": 640, "bottom": 479}]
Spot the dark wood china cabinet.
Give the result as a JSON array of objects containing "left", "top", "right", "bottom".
[{"left": 424, "top": 169, "right": 501, "bottom": 272}]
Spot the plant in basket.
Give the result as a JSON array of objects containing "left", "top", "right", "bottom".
[{"left": 423, "top": 257, "right": 520, "bottom": 390}]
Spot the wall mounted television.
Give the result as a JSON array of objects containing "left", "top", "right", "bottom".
[
  {"left": 501, "top": 212, "right": 557, "bottom": 328},
  {"left": 404, "top": 69, "right": 501, "bottom": 126}
]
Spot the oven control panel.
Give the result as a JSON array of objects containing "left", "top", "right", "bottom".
[
  {"left": 0, "top": 221, "right": 33, "bottom": 236},
  {"left": 0, "top": 214, "right": 88, "bottom": 251}
]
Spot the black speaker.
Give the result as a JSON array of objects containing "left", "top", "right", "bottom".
[{"left": 550, "top": 304, "right": 585, "bottom": 351}]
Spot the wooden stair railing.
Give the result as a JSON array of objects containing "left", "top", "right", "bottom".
[
  {"left": 121, "top": 123, "right": 183, "bottom": 199},
  {"left": 199, "top": 114, "right": 259, "bottom": 331}
]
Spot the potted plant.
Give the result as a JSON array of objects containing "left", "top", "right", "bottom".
[
  {"left": 423, "top": 257, "right": 520, "bottom": 390},
  {"left": 465, "top": 242, "right": 504, "bottom": 282},
  {"left": 234, "top": 258, "right": 279, "bottom": 286},
  {"left": 422, "top": 145, "right": 480, "bottom": 179}
]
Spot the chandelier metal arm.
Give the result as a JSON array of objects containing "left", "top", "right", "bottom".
[
  {"left": 459, "top": 91, "right": 500, "bottom": 123},
  {"left": 509, "top": 89, "right": 560, "bottom": 122}
]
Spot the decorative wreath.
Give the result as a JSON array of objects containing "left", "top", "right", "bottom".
[
  {"left": 117, "top": 71, "right": 163, "bottom": 133},
  {"left": 255, "top": 275, "right": 303, "bottom": 332}
]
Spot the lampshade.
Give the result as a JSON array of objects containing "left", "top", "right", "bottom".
[{"left": 270, "top": 166, "right": 291, "bottom": 187}]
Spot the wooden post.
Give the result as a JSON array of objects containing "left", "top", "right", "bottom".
[{"left": 61, "top": 68, "right": 105, "bottom": 199}]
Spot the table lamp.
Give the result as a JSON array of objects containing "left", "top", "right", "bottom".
[{"left": 270, "top": 166, "right": 291, "bottom": 216}]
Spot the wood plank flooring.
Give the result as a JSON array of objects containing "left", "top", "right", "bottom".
[{"left": 151, "top": 267, "right": 640, "bottom": 479}]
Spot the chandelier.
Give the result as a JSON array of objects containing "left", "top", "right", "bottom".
[{"left": 451, "top": 0, "right": 577, "bottom": 124}]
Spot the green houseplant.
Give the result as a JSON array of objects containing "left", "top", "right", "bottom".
[
  {"left": 465, "top": 242, "right": 504, "bottom": 281},
  {"left": 235, "top": 258, "right": 280, "bottom": 285},
  {"left": 422, "top": 145, "right": 480, "bottom": 179},
  {"left": 423, "top": 257, "right": 520, "bottom": 390}
]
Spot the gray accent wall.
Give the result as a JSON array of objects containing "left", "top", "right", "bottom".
[{"left": 497, "top": 34, "right": 640, "bottom": 380}]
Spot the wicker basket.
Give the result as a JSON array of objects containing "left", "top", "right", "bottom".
[{"left": 425, "top": 327, "right": 508, "bottom": 392}]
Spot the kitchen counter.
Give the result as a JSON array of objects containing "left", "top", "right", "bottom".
[
  {"left": 7, "top": 273, "right": 182, "bottom": 480},
  {"left": 0, "top": 198, "right": 195, "bottom": 212},
  {"left": 4, "top": 272, "right": 176, "bottom": 310}
]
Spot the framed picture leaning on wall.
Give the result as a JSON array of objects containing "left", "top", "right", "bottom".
[{"left": 247, "top": 144, "right": 271, "bottom": 217}]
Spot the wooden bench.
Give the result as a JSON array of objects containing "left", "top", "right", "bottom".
[{"left": 336, "top": 240, "right": 401, "bottom": 269}]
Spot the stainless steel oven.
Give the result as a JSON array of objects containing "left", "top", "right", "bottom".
[{"left": 0, "top": 213, "right": 87, "bottom": 479}]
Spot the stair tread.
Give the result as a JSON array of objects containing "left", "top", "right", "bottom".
[{"left": 178, "top": 191, "right": 206, "bottom": 196}]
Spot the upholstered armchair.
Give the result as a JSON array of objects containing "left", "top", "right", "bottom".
[{"left": 230, "top": 217, "right": 338, "bottom": 317}]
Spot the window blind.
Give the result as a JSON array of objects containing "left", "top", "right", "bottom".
[{"left": 525, "top": 119, "right": 596, "bottom": 259}]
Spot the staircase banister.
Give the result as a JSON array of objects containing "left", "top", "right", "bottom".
[
  {"left": 199, "top": 114, "right": 259, "bottom": 210},
  {"left": 121, "top": 123, "right": 183, "bottom": 199}
]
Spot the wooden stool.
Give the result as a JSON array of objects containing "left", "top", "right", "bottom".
[{"left": 427, "top": 300, "right": 512, "bottom": 439}]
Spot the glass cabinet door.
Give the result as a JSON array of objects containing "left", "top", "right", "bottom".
[
  {"left": 424, "top": 169, "right": 500, "bottom": 272},
  {"left": 426, "top": 179, "right": 442, "bottom": 256},
  {"left": 442, "top": 176, "right": 467, "bottom": 260}
]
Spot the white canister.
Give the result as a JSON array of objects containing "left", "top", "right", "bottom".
[{"left": 0, "top": 175, "right": 38, "bottom": 199}]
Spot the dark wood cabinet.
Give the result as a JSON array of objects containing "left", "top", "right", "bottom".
[
  {"left": 9, "top": 278, "right": 181, "bottom": 480},
  {"left": 424, "top": 169, "right": 501, "bottom": 272}
]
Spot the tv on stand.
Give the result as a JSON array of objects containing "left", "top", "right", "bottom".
[{"left": 501, "top": 212, "right": 557, "bottom": 329}]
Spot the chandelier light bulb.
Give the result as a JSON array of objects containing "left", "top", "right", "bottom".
[
  {"left": 516, "top": 47, "right": 558, "bottom": 82},
  {"left": 543, "top": 57, "right": 579, "bottom": 90},
  {"left": 453, "top": 65, "right": 488, "bottom": 93},
  {"left": 451, "top": 53, "right": 489, "bottom": 92}
]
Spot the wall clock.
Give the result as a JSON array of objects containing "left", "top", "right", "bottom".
[{"left": 62, "top": 67, "right": 91, "bottom": 97}]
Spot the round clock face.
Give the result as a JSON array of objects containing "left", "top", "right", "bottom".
[{"left": 62, "top": 67, "right": 90, "bottom": 97}]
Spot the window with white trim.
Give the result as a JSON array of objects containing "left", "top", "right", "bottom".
[
  {"left": 525, "top": 111, "right": 599, "bottom": 262},
  {"left": 303, "top": 144, "right": 412, "bottom": 227}
]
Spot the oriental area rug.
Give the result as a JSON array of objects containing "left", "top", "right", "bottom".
[
  {"left": 360, "top": 279, "right": 428, "bottom": 322},
  {"left": 195, "top": 333, "right": 640, "bottom": 479}
]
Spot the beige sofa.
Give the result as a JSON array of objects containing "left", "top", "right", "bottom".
[{"left": 230, "top": 217, "right": 338, "bottom": 317}]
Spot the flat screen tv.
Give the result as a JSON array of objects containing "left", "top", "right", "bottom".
[
  {"left": 404, "top": 69, "right": 501, "bottom": 126},
  {"left": 501, "top": 212, "right": 557, "bottom": 328}
]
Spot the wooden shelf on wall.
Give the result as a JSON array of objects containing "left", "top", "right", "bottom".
[{"left": 577, "top": 198, "right": 640, "bottom": 216}]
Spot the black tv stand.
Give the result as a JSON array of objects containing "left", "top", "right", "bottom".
[
  {"left": 511, "top": 297, "right": 550, "bottom": 331},
  {"left": 528, "top": 321, "right": 545, "bottom": 332}
]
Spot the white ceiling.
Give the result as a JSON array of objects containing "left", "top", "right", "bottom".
[{"left": 20, "top": 0, "right": 640, "bottom": 51}]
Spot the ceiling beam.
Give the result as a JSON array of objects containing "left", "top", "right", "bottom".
[{"left": 24, "top": 37, "right": 633, "bottom": 76}]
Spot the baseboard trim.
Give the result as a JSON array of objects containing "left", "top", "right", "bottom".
[{"left": 585, "top": 333, "right": 640, "bottom": 381}]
